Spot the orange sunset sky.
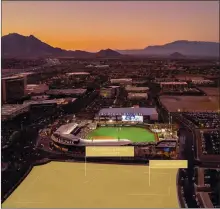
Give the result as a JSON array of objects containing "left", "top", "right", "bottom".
[{"left": 2, "top": 1, "right": 219, "bottom": 52}]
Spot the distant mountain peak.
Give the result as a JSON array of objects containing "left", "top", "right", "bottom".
[
  {"left": 29, "top": 34, "right": 37, "bottom": 39},
  {"left": 96, "top": 48, "right": 121, "bottom": 57},
  {"left": 8, "top": 33, "right": 21, "bottom": 36},
  {"left": 170, "top": 52, "right": 185, "bottom": 58}
]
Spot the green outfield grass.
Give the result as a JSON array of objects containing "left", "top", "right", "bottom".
[{"left": 87, "top": 127, "right": 156, "bottom": 142}]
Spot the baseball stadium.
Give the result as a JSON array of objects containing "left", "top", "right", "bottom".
[
  {"left": 51, "top": 108, "right": 160, "bottom": 150},
  {"left": 87, "top": 126, "right": 156, "bottom": 142}
]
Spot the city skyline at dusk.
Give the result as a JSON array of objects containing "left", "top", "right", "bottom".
[{"left": 2, "top": 1, "right": 219, "bottom": 52}]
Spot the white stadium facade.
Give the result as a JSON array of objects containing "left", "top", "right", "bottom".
[{"left": 51, "top": 122, "right": 130, "bottom": 149}]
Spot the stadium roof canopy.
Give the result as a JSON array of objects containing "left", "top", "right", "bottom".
[
  {"left": 55, "top": 123, "right": 78, "bottom": 135},
  {"left": 98, "top": 107, "right": 157, "bottom": 116}
]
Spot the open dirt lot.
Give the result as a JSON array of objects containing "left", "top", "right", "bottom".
[
  {"left": 2, "top": 162, "right": 179, "bottom": 208},
  {"left": 198, "top": 87, "right": 219, "bottom": 96}
]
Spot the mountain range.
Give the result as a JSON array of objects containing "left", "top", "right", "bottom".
[
  {"left": 2, "top": 33, "right": 121, "bottom": 58},
  {"left": 2, "top": 33, "right": 219, "bottom": 58},
  {"left": 117, "top": 40, "right": 219, "bottom": 57}
]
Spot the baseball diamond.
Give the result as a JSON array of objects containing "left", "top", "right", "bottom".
[{"left": 87, "top": 127, "right": 156, "bottom": 142}]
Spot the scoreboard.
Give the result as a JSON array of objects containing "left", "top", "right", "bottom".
[{"left": 122, "top": 114, "right": 143, "bottom": 122}]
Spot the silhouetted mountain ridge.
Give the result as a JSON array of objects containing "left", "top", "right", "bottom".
[
  {"left": 118, "top": 40, "right": 219, "bottom": 57},
  {"left": 2, "top": 33, "right": 121, "bottom": 58}
]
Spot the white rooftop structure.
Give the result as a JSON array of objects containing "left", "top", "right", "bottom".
[
  {"left": 94, "top": 65, "right": 109, "bottom": 68},
  {"left": 85, "top": 64, "right": 94, "bottom": 68},
  {"left": 26, "top": 84, "right": 49, "bottom": 95},
  {"left": 110, "top": 78, "right": 132, "bottom": 84},
  {"left": 125, "top": 86, "right": 149, "bottom": 92},
  {"left": 55, "top": 123, "right": 78, "bottom": 135},
  {"left": 159, "top": 82, "right": 188, "bottom": 85},
  {"left": 66, "top": 72, "right": 90, "bottom": 76},
  {"left": 127, "top": 93, "right": 148, "bottom": 100}
]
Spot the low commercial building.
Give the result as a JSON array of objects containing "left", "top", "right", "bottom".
[
  {"left": 2, "top": 103, "right": 30, "bottom": 121},
  {"left": 66, "top": 72, "right": 90, "bottom": 78},
  {"left": 159, "top": 82, "right": 188, "bottom": 89},
  {"left": 110, "top": 78, "right": 132, "bottom": 85},
  {"left": 100, "top": 88, "right": 115, "bottom": 98},
  {"left": 26, "top": 84, "right": 49, "bottom": 95},
  {"left": 127, "top": 93, "right": 148, "bottom": 100},
  {"left": 100, "top": 86, "right": 120, "bottom": 98},
  {"left": 125, "top": 86, "right": 149, "bottom": 92},
  {"left": 46, "top": 88, "right": 87, "bottom": 98}
]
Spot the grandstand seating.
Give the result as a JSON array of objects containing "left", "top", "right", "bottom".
[{"left": 71, "top": 127, "right": 81, "bottom": 135}]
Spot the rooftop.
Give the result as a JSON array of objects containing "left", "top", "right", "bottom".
[
  {"left": 46, "top": 89, "right": 87, "bottom": 95},
  {"left": 128, "top": 93, "right": 148, "bottom": 98},
  {"left": 66, "top": 72, "right": 90, "bottom": 76},
  {"left": 24, "top": 98, "right": 77, "bottom": 105},
  {"left": 2, "top": 103, "right": 30, "bottom": 119},
  {"left": 125, "top": 86, "right": 149, "bottom": 92},
  {"left": 26, "top": 84, "right": 49, "bottom": 93},
  {"left": 159, "top": 82, "right": 188, "bottom": 85},
  {"left": 2, "top": 75, "right": 25, "bottom": 80},
  {"left": 110, "top": 78, "right": 132, "bottom": 83},
  {"left": 16, "top": 72, "right": 35, "bottom": 76},
  {"left": 175, "top": 75, "right": 205, "bottom": 81}
]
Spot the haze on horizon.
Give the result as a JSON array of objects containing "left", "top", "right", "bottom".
[{"left": 2, "top": 1, "right": 219, "bottom": 52}]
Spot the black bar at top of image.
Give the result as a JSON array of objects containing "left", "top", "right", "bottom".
[{"left": 2, "top": 0, "right": 219, "bottom": 1}]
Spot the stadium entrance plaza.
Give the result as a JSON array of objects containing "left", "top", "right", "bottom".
[{"left": 3, "top": 162, "right": 179, "bottom": 208}]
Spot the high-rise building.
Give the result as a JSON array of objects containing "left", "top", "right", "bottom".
[{"left": 2, "top": 75, "right": 27, "bottom": 103}]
